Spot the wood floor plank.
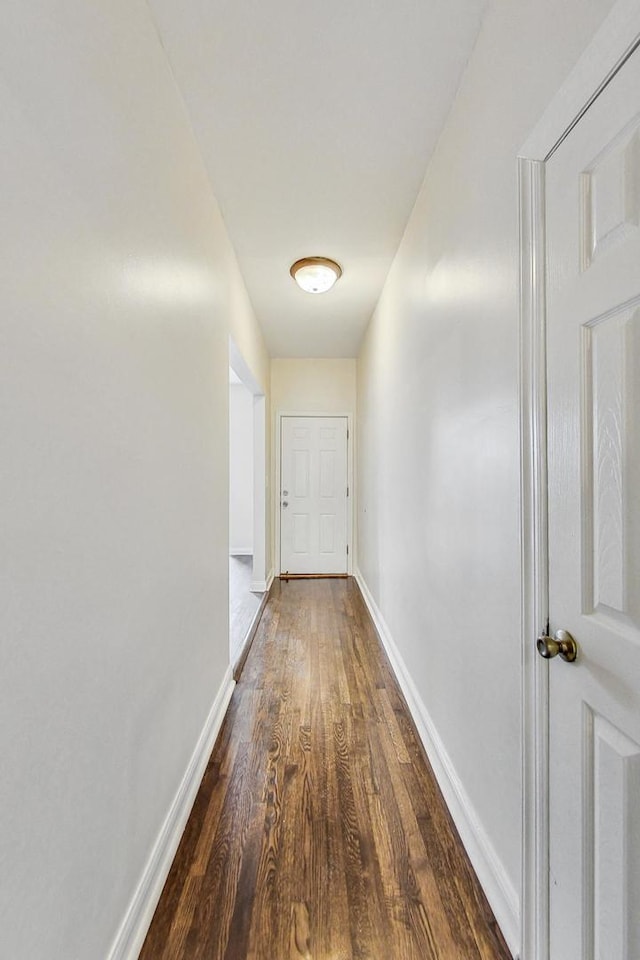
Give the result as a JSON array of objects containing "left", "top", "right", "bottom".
[
  {"left": 311, "top": 590, "right": 353, "bottom": 960},
  {"left": 140, "top": 578, "right": 513, "bottom": 960}
]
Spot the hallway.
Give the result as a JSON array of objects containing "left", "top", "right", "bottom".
[
  {"left": 140, "top": 579, "right": 511, "bottom": 959},
  {"left": 5, "top": 2, "right": 640, "bottom": 956}
]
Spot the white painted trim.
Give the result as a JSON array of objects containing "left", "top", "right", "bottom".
[
  {"left": 229, "top": 337, "right": 264, "bottom": 396},
  {"left": 231, "top": 578, "right": 272, "bottom": 674},
  {"left": 230, "top": 611, "right": 255, "bottom": 666},
  {"left": 228, "top": 336, "right": 268, "bottom": 602},
  {"left": 517, "top": 6, "right": 640, "bottom": 959},
  {"left": 251, "top": 394, "right": 267, "bottom": 589},
  {"left": 519, "top": 2, "right": 640, "bottom": 161},
  {"left": 229, "top": 547, "right": 253, "bottom": 557},
  {"left": 250, "top": 569, "right": 274, "bottom": 594},
  {"left": 354, "top": 569, "right": 520, "bottom": 959},
  {"left": 274, "top": 411, "right": 353, "bottom": 577},
  {"left": 106, "top": 668, "right": 235, "bottom": 960},
  {"left": 518, "top": 158, "right": 550, "bottom": 960}
]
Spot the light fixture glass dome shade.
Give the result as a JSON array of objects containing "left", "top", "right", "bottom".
[{"left": 290, "top": 257, "right": 342, "bottom": 294}]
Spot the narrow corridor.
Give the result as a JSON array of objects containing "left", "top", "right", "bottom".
[{"left": 141, "top": 578, "right": 511, "bottom": 959}]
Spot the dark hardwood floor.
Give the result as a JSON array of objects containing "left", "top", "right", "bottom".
[{"left": 140, "top": 577, "right": 512, "bottom": 960}]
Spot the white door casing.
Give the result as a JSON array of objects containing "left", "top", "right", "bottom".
[
  {"left": 229, "top": 336, "right": 268, "bottom": 592},
  {"left": 279, "top": 416, "right": 348, "bottom": 575},
  {"left": 545, "top": 50, "right": 640, "bottom": 960},
  {"left": 520, "top": 9, "right": 640, "bottom": 960}
]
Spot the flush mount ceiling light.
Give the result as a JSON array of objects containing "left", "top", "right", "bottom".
[{"left": 290, "top": 257, "right": 342, "bottom": 294}]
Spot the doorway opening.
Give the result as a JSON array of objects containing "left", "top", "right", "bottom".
[{"left": 228, "top": 338, "right": 267, "bottom": 672}]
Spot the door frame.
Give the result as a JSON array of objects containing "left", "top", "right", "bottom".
[
  {"left": 518, "top": 6, "right": 640, "bottom": 959},
  {"left": 229, "top": 336, "right": 269, "bottom": 592},
  {"left": 274, "top": 411, "right": 353, "bottom": 577}
]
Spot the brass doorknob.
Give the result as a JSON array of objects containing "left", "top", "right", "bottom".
[{"left": 537, "top": 629, "right": 578, "bottom": 663}]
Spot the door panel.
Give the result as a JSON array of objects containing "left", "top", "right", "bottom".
[
  {"left": 280, "top": 416, "right": 348, "bottom": 574},
  {"left": 293, "top": 448, "right": 310, "bottom": 498},
  {"left": 546, "top": 49, "right": 640, "bottom": 960},
  {"left": 293, "top": 513, "right": 310, "bottom": 554},
  {"left": 589, "top": 712, "right": 640, "bottom": 960},
  {"left": 586, "top": 303, "right": 640, "bottom": 626},
  {"left": 319, "top": 449, "right": 336, "bottom": 497}
]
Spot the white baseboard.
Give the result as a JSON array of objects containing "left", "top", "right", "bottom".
[
  {"left": 250, "top": 569, "right": 274, "bottom": 594},
  {"left": 229, "top": 547, "right": 253, "bottom": 557},
  {"left": 106, "top": 667, "right": 236, "bottom": 960},
  {"left": 354, "top": 569, "right": 520, "bottom": 959},
  {"left": 231, "top": 580, "right": 272, "bottom": 675}
]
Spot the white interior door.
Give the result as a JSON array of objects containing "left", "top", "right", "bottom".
[
  {"left": 280, "top": 416, "right": 348, "bottom": 575},
  {"left": 545, "top": 50, "right": 640, "bottom": 960}
]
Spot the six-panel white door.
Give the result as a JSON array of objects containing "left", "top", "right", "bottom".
[
  {"left": 280, "top": 416, "right": 348, "bottom": 575},
  {"left": 545, "top": 50, "right": 640, "bottom": 960}
]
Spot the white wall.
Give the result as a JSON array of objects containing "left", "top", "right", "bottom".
[
  {"left": 356, "top": 0, "right": 616, "bottom": 952},
  {"left": 0, "top": 3, "right": 268, "bottom": 958},
  {"left": 271, "top": 358, "right": 356, "bottom": 414},
  {"left": 229, "top": 383, "right": 254, "bottom": 554}
]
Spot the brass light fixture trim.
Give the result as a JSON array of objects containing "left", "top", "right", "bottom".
[{"left": 290, "top": 256, "right": 343, "bottom": 294}]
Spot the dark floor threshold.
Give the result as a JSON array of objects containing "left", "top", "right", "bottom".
[{"left": 280, "top": 572, "right": 349, "bottom": 581}]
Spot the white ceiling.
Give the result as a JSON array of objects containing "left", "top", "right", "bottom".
[{"left": 148, "top": 0, "right": 486, "bottom": 358}]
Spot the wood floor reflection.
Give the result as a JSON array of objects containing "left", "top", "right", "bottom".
[{"left": 140, "top": 577, "right": 512, "bottom": 960}]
